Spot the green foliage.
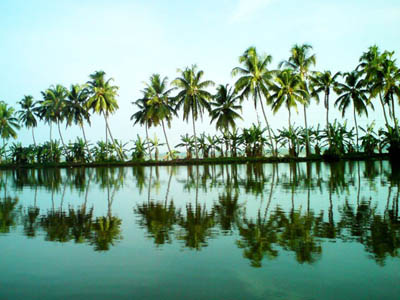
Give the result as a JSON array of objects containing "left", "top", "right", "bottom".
[
  {"left": 131, "top": 135, "right": 146, "bottom": 160},
  {"left": 322, "top": 120, "right": 355, "bottom": 159}
]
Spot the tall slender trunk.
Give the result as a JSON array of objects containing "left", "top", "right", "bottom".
[
  {"left": 325, "top": 90, "right": 331, "bottom": 148},
  {"left": 288, "top": 106, "right": 292, "bottom": 155},
  {"left": 57, "top": 120, "right": 67, "bottom": 153},
  {"left": 2, "top": 139, "right": 5, "bottom": 162},
  {"left": 146, "top": 122, "right": 152, "bottom": 160},
  {"left": 105, "top": 120, "right": 108, "bottom": 148},
  {"left": 303, "top": 104, "right": 310, "bottom": 157},
  {"left": 104, "top": 113, "right": 123, "bottom": 161},
  {"left": 32, "top": 127, "right": 36, "bottom": 146},
  {"left": 50, "top": 123, "right": 53, "bottom": 155},
  {"left": 161, "top": 119, "right": 172, "bottom": 158},
  {"left": 379, "top": 93, "right": 390, "bottom": 129},
  {"left": 391, "top": 94, "right": 399, "bottom": 135},
  {"left": 81, "top": 124, "right": 92, "bottom": 161},
  {"left": 353, "top": 105, "right": 359, "bottom": 151},
  {"left": 192, "top": 113, "right": 199, "bottom": 159},
  {"left": 258, "top": 90, "right": 275, "bottom": 156}
]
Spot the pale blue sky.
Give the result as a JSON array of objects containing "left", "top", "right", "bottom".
[{"left": 1, "top": 0, "right": 399, "bottom": 149}]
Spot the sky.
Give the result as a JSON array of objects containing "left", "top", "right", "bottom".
[{"left": 1, "top": 0, "right": 399, "bottom": 151}]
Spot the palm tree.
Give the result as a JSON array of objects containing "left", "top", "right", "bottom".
[
  {"left": 335, "top": 71, "right": 371, "bottom": 150},
  {"left": 40, "top": 84, "right": 68, "bottom": 152},
  {"left": 131, "top": 97, "right": 153, "bottom": 160},
  {"left": 0, "top": 102, "right": 20, "bottom": 160},
  {"left": 369, "top": 51, "right": 400, "bottom": 133},
  {"left": 310, "top": 70, "right": 341, "bottom": 145},
  {"left": 17, "top": 95, "right": 39, "bottom": 146},
  {"left": 358, "top": 46, "right": 391, "bottom": 128},
  {"left": 86, "top": 70, "right": 122, "bottom": 160},
  {"left": 310, "top": 71, "right": 341, "bottom": 130},
  {"left": 143, "top": 74, "right": 177, "bottom": 157},
  {"left": 64, "top": 84, "right": 91, "bottom": 158},
  {"left": 269, "top": 70, "right": 307, "bottom": 155},
  {"left": 232, "top": 47, "right": 275, "bottom": 155},
  {"left": 210, "top": 84, "right": 243, "bottom": 137},
  {"left": 279, "top": 44, "right": 316, "bottom": 156},
  {"left": 172, "top": 65, "right": 214, "bottom": 159}
]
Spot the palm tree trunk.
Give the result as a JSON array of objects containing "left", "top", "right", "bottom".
[
  {"left": 57, "top": 120, "right": 67, "bottom": 152},
  {"left": 32, "top": 127, "right": 36, "bottom": 146},
  {"left": 353, "top": 105, "right": 359, "bottom": 151},
  {"left": 391, "top": 94, "right": 399, "bottom": 135},
  {"left": 146, "top": 122, "right": 152, "bottom": 160},
  {"left": 104, "top": 113, "right": 123, "bottom": 161},
  {"left": 192, "top": 113, "right": 199, "bottom": 159},
  {"left": 258, "top": 90, "right": 275, "bottom": 156},
  {"left": 81, "top": 124, "right": 92, "bottom": 161},
  {"left": 379, "top": 93, "right": 390, "bottom": 128},
  {"left": 325, "top": 91, "right": 331, "bottom": 148},
  {"left": 2, "top": 138, "right": 5, "bottom": 162},
  {"left": 161, "top": 119, "right": 172, "bottom": 158},
  {"left": 50, "top": 123, "right": 53, "bottom": 154},
  {"left": 303, "top": 104, "right": 310, "bottom": 157},
  {"left": 288, "top": 106, "right": 292, "bottom": 155}
]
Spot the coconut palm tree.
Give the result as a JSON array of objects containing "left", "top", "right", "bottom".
[
  {"left": 131, "top": 97, "right": 153, "bottom": 160},
  {"left": 232, "top": 47, "right": 275, "bottom": 155},
  {"left": 172, "top": 65, "right": 214, "bottom": 159},
  {"left": 335, "top": 71, "right": 371, "bottom": 150},
  {"left": 86, "top": 70, "right": 122, "bottom": 160},
  {"left": 0, "top": 102, "right": 20, "bottom": 160},
  {"left": 64, "top": 84, "right": 91, "bottom": 158},
  {"left": 210, "top": 84, "right": 243, "bottom": 137},
  {"left": 310, "top": 70, "right": 341, "bottom": 145},
  {"left": 40, "top": 84, "right": 68, "bottom": 152},
  {"left": 143, "top": 74, "right": 177, "bottom": 157},
  {"left": 358, "top": 45, "right": 391, "bottom": 128},
  {"left": 369, "top": 51, "right": 400, "bottom": 133},
  {"left": 279, "top": 44, "right": 316, "bottom": 156},
  {"left": 269, "top": 70, "right": 307, "bottom": 155},
  {"left": 17, "top": 95, "right": 39, "bottom": 146}
]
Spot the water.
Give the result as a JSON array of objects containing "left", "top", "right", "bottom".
[{"left": 1, "top": 161, "right": 399, "bottom": 299}]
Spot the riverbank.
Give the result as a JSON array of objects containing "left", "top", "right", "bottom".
[{"left": 0, "top": 152, "right": 390, "bottom": 170}]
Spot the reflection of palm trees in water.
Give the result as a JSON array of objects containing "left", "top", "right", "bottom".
[
  {"left": 91, "top": 168, "right": 122, "bottom": 251},
  {"left": 69, "top": 169, "right": 94, "bottom": 244},
  {"left": 0, "top": 173, "right": 20, "bottom": 234},
  {"left": 177, "top": 166, "right": 215, "bottom": 250},
  {"left": 23, "top": 186, "right": 40, "bottom": 237},
  {"left": 236, "top": 165, "right": 277, "bottom": 267},
  {"left": 135, "top": 168, "right": 180, "bottom": 246}
]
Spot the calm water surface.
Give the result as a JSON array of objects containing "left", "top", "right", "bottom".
[{"left": 1, "top": 161, "right": 399, "bottom": 299}]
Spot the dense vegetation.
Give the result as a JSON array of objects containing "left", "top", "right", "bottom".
[{"left": 1, "top": 44, "right": 399, "bottom": 165}]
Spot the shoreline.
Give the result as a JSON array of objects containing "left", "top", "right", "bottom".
[{"left": 0, "top": 153, "right": 390, "bottom": 170}]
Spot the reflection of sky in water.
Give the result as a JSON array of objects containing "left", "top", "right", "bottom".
[{"left": 1, "top": 161, "right": 399, "bottom": 299}]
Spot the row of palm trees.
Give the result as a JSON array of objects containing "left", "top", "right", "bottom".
[{"left": 1, "top": 44, "right": 399, "bottom": 163}]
